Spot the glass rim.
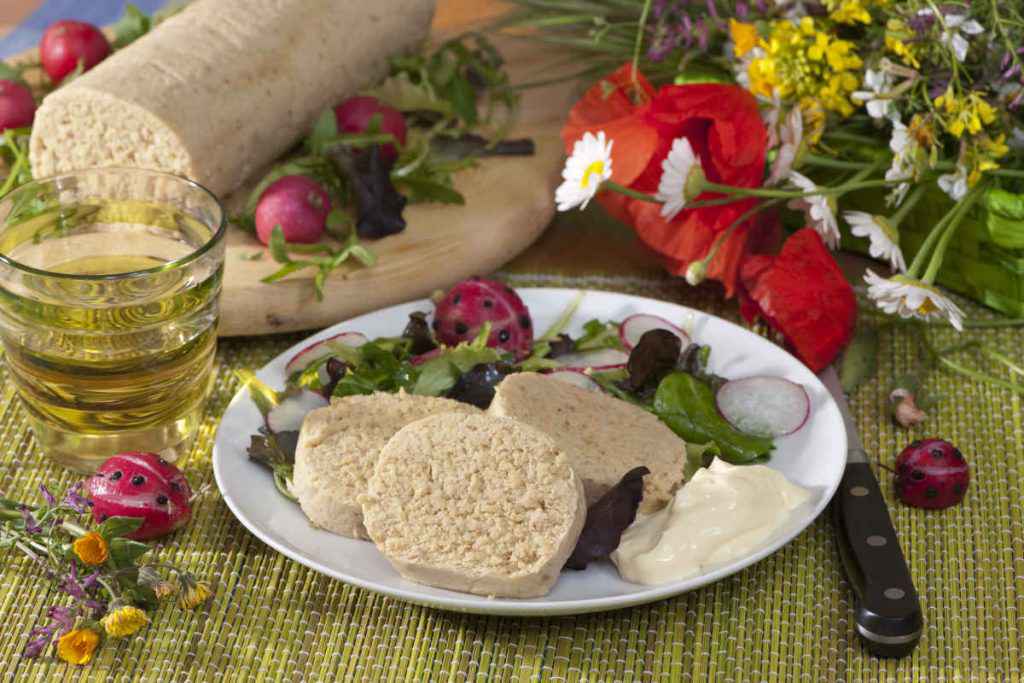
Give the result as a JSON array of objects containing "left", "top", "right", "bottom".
[{"left": 0, "top": 167, "right": 227, "bottom": 282}]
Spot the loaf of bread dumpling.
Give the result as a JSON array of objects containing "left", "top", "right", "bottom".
[
  {"left": 362, "top": 413, "right": 586, "bottom": 598},
  {"left": 488, "top": 372, "right": 686, "bottom": 513},
  {"left": 30, "top": 0, "right": 436, "bottom": 196},
  {"left": 292, "top": 391, "right": 477, "bottom": 540}
]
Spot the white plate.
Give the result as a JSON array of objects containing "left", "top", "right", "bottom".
[{"left": 212, "top": 288, "right": 846, "bottom": 616}]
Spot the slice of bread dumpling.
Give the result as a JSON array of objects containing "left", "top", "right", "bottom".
[
  {"left": 292, "top": 391, "right": 479, "bottom": 540},
  {"left": 361, "top": 413, "right": 586, "bottom": 598},
  {"left": 489, "top": 372, "right": 686, "bottom": 513}
]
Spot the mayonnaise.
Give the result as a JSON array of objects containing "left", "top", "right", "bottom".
[{"left": 611, "top": 458, "right": 811, "bottom": 585}]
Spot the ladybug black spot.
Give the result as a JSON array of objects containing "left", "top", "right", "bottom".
[
  {"left": 898, "top": 463, "right": 909, "bottom": 474},
  {"left": 156, "top": 494, "right": 169, "bottom": 505},
  {"left": 455, "top": 322, "right": 468, "bottom": 335},
  {"left": 953, "top": 449, "right": 964, "bottom": 462},
  {"left": 925, "top": 486, "right": 938, "bottom": 498},
  {"left": 453, "top": 294, "right": 461, "bottom": 304},
  {"left": 131, "top": 475, "right": 145, "bottom": 486},
  {"left": 931, "top": 448, "right": 945, "bottom": 459},
  {"left": 519, "top": 315, "right": 531, "bottom": 329},
  {"left": 100, "top": 513, "right": 109, "bottom": 521},
  {"left": 170, "top": 482, "right": 182, "bottom": 492},
  {"left": 911, "top": 469, "right": 925, "bottom": 481},
  {"left": 498, "top": 329, "right": 510, "bottom": 343},
  {"left": 110, "top": 471, "right": 123, "bottom": 481},
  {"left": 483, "top": 299, "right": 493, "bottom": 308}
]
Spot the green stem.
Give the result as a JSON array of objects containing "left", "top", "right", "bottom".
[
  {"left": 890, "top": 184, "right": 927, "bottom": 227},
  {"left": 0, "top": 506, "right": 88, "bottom": 537},
  {"left": 922, "top": 186, "right": 983, "bottom": 283},
  {"left": 630, "top": 0, "right": 653, "bottom": 88},
  {"left": 700, "top": 199, "right": 781, "bottom": 265},
  {"left": 983, "top": 349, "right": 1024, "bottom": 377},
  {"left": 603, "top": 180, "right": 658, "bottom": 202},
  {"left": 802, "top": 154, "right": 875, "bottom": 170},
  {"left": 905, "top": 198, "right": 960, "bottom": 278}
]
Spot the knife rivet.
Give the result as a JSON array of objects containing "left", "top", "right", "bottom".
[
  {"left": 884, "top": 588, "right": 905, "bottom": 600},
  {"left": 850, "top": 486, "right": 869, "bottom": 497},
  {"left": 867, "top": 535, "right": 887, "bottom": 547}
]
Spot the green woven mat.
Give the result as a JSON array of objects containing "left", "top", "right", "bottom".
[{"left": 1, "top": 273, "right": 1022, "bottom": 682}]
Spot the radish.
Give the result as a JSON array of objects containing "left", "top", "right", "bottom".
[
  {"left": 87, "top": 452, "right": 192, "bottom": 540},
  {"left": 715, "top": 376, "right": 810, "bottom": 437},
  {"left": 410, "top": 348, "right": 444, "bottom": 366},
  {"left": 557, "top": 348, "right": 629, "bottom": 371},
  {"left": 334, "top": 96, "right": 407, "bottom": 162},
  {"left": 255, "top": 175, "right": 332, "bottom": 245},
  {"left": 620, "top": 314, "right": 690, "bottom": 351},
  {"left": 285, "top": 332, "right": 367, "bottom": 380},
  {"left": 547, "top": 369, "right": 601, "bottom": 392},
  {"left": 266, "top": 390, "right": 328, "bottom": 433},
  {"left": 39, "top": 20, "right": 111, "bottom": 84},
  {"left": 0, "top": 80, "right": 35, "bottom": 132}
]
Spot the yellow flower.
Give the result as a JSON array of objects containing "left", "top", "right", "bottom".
[
  {"left": 885, "top": 19, "right": 920, "bottom": 68},
  {"left": 730, "top": 19, "right": 759, "bottom": 58},
  {"left": 153, "top": 581, "right": 178, "bottom": 600},
  {"left": 72, "top": 532, "right": 109, "bottom": 566},
  {"left": 826, "top": 0, "right": 872, "bottom": 25},
  {"left": 935, "top": 88, "right": 997, "bottom": 138},
  {"left": 981, "top": 134, "right": 1010, "bottom": 160},
  {"left": 101, "top": 606, "right": 150, "bottom": 638},
  {"left": 178, "top": 580, "right": 213, "bottom": 609},
  {"left": 56, "top": 628, "right": 100, "bottom": 665},
  {"left": 747, "top": 18, "right": 862, "bottom": 117}
]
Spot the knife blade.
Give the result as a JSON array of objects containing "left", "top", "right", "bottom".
[{"left": 820, "top": 367, "right": 923, "bottom": 658}]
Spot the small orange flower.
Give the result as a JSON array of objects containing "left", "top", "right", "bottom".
[
  {"left": 72, "top": 532, "right": 109, "bottom": 566},
  {"left": 56, "top": 628, "right": 100, "bottom": 665}
]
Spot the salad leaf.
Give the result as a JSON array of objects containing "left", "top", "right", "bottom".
[
  {"left": 575, "top": 319, "right": 623, "bottom": 352},
  {"left": 343, "top": 146, "right": 408, "bottom": 238},
  {"left": 402, "top": 311, "right": 437, "bottom": 355},
  {"left": 412, "top": 345, "right": 504, "bottom": 396},
  {"left": 565, "top": 466, "right": 649, "bottom": 570},
  {"left": 247, "top": 427, "right": 300, "bottom": 501},
  {"left": 332, "top": 342, "right": 417, "bottom": 397},
  {"left": 111, "top": 4, "right": 151, "bottom": 49},
  {"left": 653, "top": 373, "right": 773, "bottom": 464},
  {"left": 683, "top": 441, "right": 720, "bottom": 480},
  {"left": 621, "top": 329, "right": 683, "bottom": 397},
  {"left": 445, "top": 361, "right": 515, "bottom": 408}
]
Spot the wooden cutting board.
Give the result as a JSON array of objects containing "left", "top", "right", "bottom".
[{"left": 8, "top": 1, "right": 573, "bottom": 336}]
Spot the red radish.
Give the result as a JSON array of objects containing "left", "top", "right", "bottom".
[
  {"left": 547, "top": 369, "right": 601, "bottom": 392},
  {"left": 715, "top": 376, "right": 810, "bottom": 437},
  {"left": 255, "top": 175, "right": 331, "bottom": 245},
  {"left": 86, "top": 452, "right": 192, "bottom": 541},
  {"left": 893, "top": 439, "right": 969, "bottom": 509},
  {"left": 410, "top": 348, "right": 444, "bottom": 366},
  {"left": 334, "top": 96, "right": 407, "bottom": 162},
  {"left": 285, "top": 332, "right": 368, "bottom": 380},
  {"left": 39, "top": 20, "right": 111, "bottom": 84},
  {"left": 620, "top": 314, "right": 690, "bottom": 350},
  {"left": 432, "top": 277, "right": 534, "bottom": 358},
  {"left": 265, "top": 390, "right": 328, "bottom": 433},
  {"left": 0, "top": 80, "right": 35, "bottom": 131},
  {"left": 556, "top": 348, "right": 629, "bottom": 371}
]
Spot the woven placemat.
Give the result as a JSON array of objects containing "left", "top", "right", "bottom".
[{"left": 1, "top": 273, "right": 1022, "bottom": 682}]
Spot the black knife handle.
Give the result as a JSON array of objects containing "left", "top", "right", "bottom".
[{"left": 833, "top": 460, "right": 923, "bottom": 658}]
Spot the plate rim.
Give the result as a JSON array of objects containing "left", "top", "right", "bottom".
[{"left": 212, "top": 287, "right": 847, "bottom": 616}]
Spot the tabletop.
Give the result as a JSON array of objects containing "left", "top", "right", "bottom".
[{"left": 0, "top": 2, "right": 1022, "bottom": 682}]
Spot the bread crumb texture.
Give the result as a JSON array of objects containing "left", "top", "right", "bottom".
[
  {"left": 489, "top": 372, "right": 687, "bottom": 513},
  {"left": 293, "top": 391, "right": 477, "bottom": 540},
  {"left": 363, "top": 413, "right": 585, "bottom": 597}
]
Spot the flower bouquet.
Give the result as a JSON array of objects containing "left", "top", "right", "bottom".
[{"left": 506, "top": 0, "right": 1024, "bottom": 371}]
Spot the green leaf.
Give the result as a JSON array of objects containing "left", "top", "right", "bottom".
[
  {"left": 653, "top": 373, "right": 773, "bottom": 464},
  {"left": 365, "top": 72, "right": 452, "bottom": 114},
  {"left": 268, "top": 226, "right": 291, "bottom": 263},
  {"left": 98, "top": 516, "right": 144, "bottom": 540},
  {"left": 325, "top": 208, "right": 352, "bottom": 239},
  {"left": 411, "top": 343, "right": 503, "bottom": 396},
  {"left": 683, "top": 441, "right": 720, "bottom": 479},
  {"left": 840, "top": 325, "right": 879, "bottom": 394},
  {"left": 111, "top": 4, "right": 152, "bottom": 49},
  {"left": 445, "top": 76, "right": 478, "bottom": 126},
  {"left": 0, "top": 62, "right": 27, "bottom": 87},
  {"left": 575, "top": 319, "right": 623, "bottom": 352},
  {"left": 393, "top": 176, "right": 465, "bottom": 204},
  {"left": 261, "top": 260, "right": 315, "bottom": 284},
  {"left": 307, "top": 109, "right": 339, "bottom": 153},
  {"left": 108, "top": 537, "right": 150, "bottom": 566}
]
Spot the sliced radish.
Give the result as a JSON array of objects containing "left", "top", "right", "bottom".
[
  {"left": 715, "top": 376, "right": 810, "bottom": 437},
  {"left": 547, "top": 369, "right": 601, "bottom": 392},
  {"left": 410, "top": 348, "right": 444, "bottom": 366},
  {"left": 285, "top": 332, "right": 368, "bottom": 380},
  {"left": 266, "top": 390, "right": 329, "bottom": 433},
  {"left": 620, "top": 314, "right": 690, "bottom": 350},
  {"left": 557, "top": 348, "right": 629, "bottom": 371}
]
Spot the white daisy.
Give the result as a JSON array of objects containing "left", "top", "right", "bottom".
[
  {"left": 852, "top": 69, "right": 895, "bottom": 120},
  {"left": 656, "top": 137, "right": 706, "bottom": 220},
  {"left": 555, "top": 131, "right": 613, "bottom": 212},
  {"left": 843, "top": 211, "right": 907, "bottom": 272},
  {"left": 787, "top": 171, "right": 840, "bottom": 249},
  {"left": 767, "top": 107, "right": 803, "bottom": 186},
  {"left": 864, "top": 269, "right": 965, "bottom": 331},
  {"left": 938, "top": 165, "right": 969, "bottom": 201}
]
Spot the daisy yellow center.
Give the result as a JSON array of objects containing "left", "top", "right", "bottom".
[
  {"left": 916, "top": 298, "right": 938, "bottom": 315},
  {"left": 581, "top": 161, "right": 605, "bottom": 189}
]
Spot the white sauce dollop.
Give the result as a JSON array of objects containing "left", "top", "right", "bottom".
[{"left": 611, "top": 458, "right": 811, "bottom": 585}]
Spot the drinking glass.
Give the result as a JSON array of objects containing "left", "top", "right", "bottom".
[{"left": 0, "top": 168, "right": 226, "bottom": 472}]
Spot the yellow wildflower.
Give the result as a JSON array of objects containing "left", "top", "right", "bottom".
[
  {"left": 730, "top": 19, "right": 759, "bottom": 58},
  {"left": 800, "top": 100, "right": 827, "bottom": 145},
  {"left": 885, "top": 19, "right": 920, "bottom": 68},
  {"left": 72, "top": 532, "right": 109, "bottom": 566},
  {"left": 178, "top": 579, "right": 213, "bottom": 609},
  {"left": 56, "top": 628, "right": 100, "bottom": 665},
  {"left": 101, "top": 605, "right": 150, "bottom": 638},
  {"left": 747, "top": 18, "right": 862, "bottom": 116},
  {"left": 965, "top": 135, "right": 1010, "bottom": 186},
  {"left": 153, "top": 581, "right": 178, "bottom": 600},
  {"left": 935, "top": 88, "right": 997, "bottom": 138},
  {"left": 981, "top": 134, "right": 1010, "bottom": 160},
  {"left": 826, "top": 0, "right": 872, "bottom": 25}
]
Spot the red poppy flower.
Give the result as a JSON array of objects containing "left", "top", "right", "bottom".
[{"left": 739, "top": 228, "right": 857, "bottom": 372}]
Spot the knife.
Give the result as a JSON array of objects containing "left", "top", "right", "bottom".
[{"left": 820, "top": 367, "right": 923, "bottom": 658}]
